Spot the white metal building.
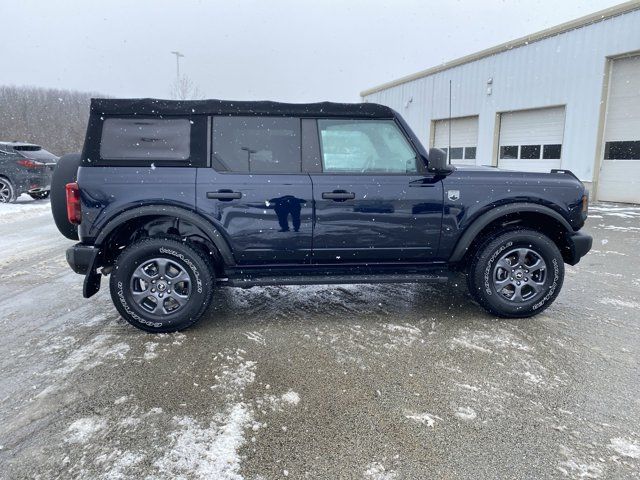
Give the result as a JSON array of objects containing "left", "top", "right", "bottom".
[{"left": 361, "top": 1, "right": 640, "bottom": 203}]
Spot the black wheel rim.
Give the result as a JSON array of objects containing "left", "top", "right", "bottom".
[
  {"left": 493, "top": 247, "right": 547, "bottom": 302},
  {"left": 129, "top": 258, "right": 192, "bottom": 315}
]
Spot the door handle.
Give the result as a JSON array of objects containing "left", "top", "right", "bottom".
[
  {"left": 207, "top": 190, "right": 242, "bottom": 201},
  {"left": 322, "top": 190, "right": 355, "bottom": 201}
]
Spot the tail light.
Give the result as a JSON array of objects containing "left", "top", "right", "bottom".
[
  {"left": 16, "top": 159, "right": 45, "bottom": 169},
  {"left": 66, "top": 182, "right": 82, "bottom": 225}
]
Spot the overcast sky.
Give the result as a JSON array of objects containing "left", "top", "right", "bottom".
[{"left": 1, "top": 0, "right": 623, "bottom": 102}]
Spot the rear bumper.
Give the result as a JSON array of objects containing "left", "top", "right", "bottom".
[
  {"left": 66, "top": 244, "right": 99, "bottom": 274},
  {"left": 565, "top": 231, "right": 593, "bottom": 266},
  {"left": 15, "top": 173, "right": 52, "bottom": 195}
]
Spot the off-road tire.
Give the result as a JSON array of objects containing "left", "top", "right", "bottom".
[
  {"left": 109, "top": 237, "right": 215, "bottom": 333},
  {"left": 467, "top": 229, "right": 564, "bottom": 318},
  {"left": 0, "top": 177, "right": 17, "bottom": 203},
  {"left": 50, "top": 153, "right": 81, "bottom": 240}
]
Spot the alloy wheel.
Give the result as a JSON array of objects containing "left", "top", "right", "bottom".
[
  {"left": 129, "top": 258, "right": 192, "bottom": 315},
  {"left": 0, "top": 179, "right": 13, "bottom": 203},
  {"left": 493, "top": 247, "right": 547, "bottom": 302}
]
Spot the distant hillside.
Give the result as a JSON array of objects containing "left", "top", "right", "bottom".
[{"left": 0, "top": 85, "right": 104, "bottom": 156}]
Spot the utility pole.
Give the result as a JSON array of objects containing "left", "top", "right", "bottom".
[{"left": 170, "top": 51, "right": 184, "bottom": 81}]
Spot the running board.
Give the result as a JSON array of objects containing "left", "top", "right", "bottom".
[{"left": 217, "top": 272, "right": 451, "bottom": 288}]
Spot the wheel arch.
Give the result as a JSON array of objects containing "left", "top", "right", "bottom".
[
  {"left": 95, "top": 205, "right": 235, "bottom": 272},
  {"left": 0, "top": 173, "right": 16, "bottom": 187},
  {"left": 449, "top": 203, "right": 574, "bottom": 265}
]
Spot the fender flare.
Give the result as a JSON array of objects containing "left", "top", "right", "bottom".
[
  {"left": 448, "top": 203, "right": 573, "bottom": 263},
  {"left": 94, "top": 205, "right": 236, "bottom": 266}
]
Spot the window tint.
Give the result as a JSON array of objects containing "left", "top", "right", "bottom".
[
  {"left": 520, "top": 144, "right": 541, "bottom": 159},
  {"left": 100, "top": 118, "right": 190, "bottom": 160},
  {"left": 212, "top": 117, "right": 301, "bottom": 173},
  {"left": 19, "top": 148, "right": 57, "bottom": 161},
  {"left": 604, "top": 141, "right": 640, "bottom": 160},
  {"left": 500, "top": 145, "right": 518, "bottom": 159},
  {"left": 543, "top": 144, "right": 562, "bottom": 159},
  {"left": 449, "top": 147, "right": 463, "bottom": 160},
  {"left": 464, "top": 147, "right": 476, "bottom": 159},
  {"left": 318, "top": 119, "right": 417, "bottom": 174}
]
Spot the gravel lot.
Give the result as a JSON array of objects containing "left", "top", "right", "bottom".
[{"left": 0, "top": 197, "right": 639, "bottom": 479}]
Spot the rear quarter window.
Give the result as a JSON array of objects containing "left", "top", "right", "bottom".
[{"left": 100, "top": 118, "right": 191, "bottom": 161}]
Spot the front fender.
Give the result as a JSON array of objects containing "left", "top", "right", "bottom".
[{"left": 448, "top": 202, "right": 573, "bottom": 263}]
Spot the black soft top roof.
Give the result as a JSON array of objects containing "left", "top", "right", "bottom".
[{"left": 90, "top": 98, "right": 396, "bottom": 119}]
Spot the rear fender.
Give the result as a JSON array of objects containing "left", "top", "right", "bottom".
[{"left": 94, "top": 205, "right": 235, "bottom": 266}]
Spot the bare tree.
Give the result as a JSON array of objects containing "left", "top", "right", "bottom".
[
  {"left": 0, "top": 85, "right": 103, "bottom": 156},
  {"left": 169, "top": 76, "right": 204, "bottom": 100}
]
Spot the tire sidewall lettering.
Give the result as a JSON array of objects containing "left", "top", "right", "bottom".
[
  {"left": 484, "top": 241, "right": 513, "bottom": 296},
  {"left": 159, "top": 247, "right": 203, "bottom": 293},
  {"left": 116, "top": 280, "right": 163, "bottom": 328},
  {"left": 532, "top": 258, "right": 560, "bottom": 310}
]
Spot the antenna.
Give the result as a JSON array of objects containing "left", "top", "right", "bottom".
[{"left": 448, "top": 79, "right": 452, "bottom": 165}]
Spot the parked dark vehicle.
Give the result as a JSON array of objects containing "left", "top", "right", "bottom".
[
  {"left": 51, "top": 98, "right": 592, "bottom": 332},
  {"left": 0, "top": 142, "right": 58, "bottom": 202}
]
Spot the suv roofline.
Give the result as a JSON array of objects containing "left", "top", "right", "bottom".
[
  {"left": 0, "top": 141, "right": 42, "bottom": 148},
  {"left": 90, "top": 98, "right": 397, "bottom": 119}
]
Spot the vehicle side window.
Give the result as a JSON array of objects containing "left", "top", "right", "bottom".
[
  {"left": 100, "top": 118, "right": 191, "bottom": 161},
  {"left": 212, "top": 116, "right": 301, "bottom": 173},
  {"left": 317, "top": 119, "right": 417, "bottom": 174}
]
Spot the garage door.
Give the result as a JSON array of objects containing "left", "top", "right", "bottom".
[
  {"left": 598, "top": 55, "right": 640, "bottom": 204},
  {"left": 498, "top": 106, "right": 565, "bottom": 173},
  {"left": 433, "top": 116, "right": 478, "bottom": 166}
]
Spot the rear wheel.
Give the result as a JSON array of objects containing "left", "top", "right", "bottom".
[
  {"left": 0, "top": 177, "right": 17, "bottom": 203},
  {"left": 109, "top": 237, "right": 215, "bottom": 332},
  {"left": 467, "top": 229, "right": 564, "bottom": 318},
  {"left": 29, "top": 191, "right": 50, "bottom": 200}
]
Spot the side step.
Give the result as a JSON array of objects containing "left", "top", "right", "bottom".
[{"left": 217, "top": 271, "right": 452, "bottom": 288}]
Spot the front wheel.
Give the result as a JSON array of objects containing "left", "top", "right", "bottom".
[
  {"left": 109, "top": 237, "right": 215, "bottom": 332},
  {"left": 467, "top": 229, "right": 564, "bottom": 318}
]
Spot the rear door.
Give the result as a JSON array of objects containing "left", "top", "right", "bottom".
[
  {"left": 196, "top": 116, "right": 313, "bottom": 265},
  {"left": 310, "top": 118, "right": 443, "bottom": 263}
]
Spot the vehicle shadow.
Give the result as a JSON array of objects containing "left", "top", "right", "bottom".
[{"left": 197, "top": 276, "right": 490, "bottom": 332}]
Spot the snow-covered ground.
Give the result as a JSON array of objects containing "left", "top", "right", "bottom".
[
  {"left": 0, "top": 201, "right": 639, "bottom": 479},
  {"left": 0, "top": 194, "right": 52, "bottom": 224}
]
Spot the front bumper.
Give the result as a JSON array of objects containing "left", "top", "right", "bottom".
[
  {"left": 565, "top": 231, "right": 593, "bottom": 266},
  {"left": 66, "top": 244, "right": 102, "bottom": 298}
]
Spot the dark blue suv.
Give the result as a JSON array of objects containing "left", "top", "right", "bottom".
[{"left": 51, "top": 98, "right": 592, "bottom": 332}]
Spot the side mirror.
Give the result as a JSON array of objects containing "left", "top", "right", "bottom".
[{"left": 427, "top": 147, "right": 453, "bottom": 173}]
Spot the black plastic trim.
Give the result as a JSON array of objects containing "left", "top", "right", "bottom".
[
  {"left": 449, "top": 203, "right": 574, "bottom": 263},
  {"left": 565, "top": 231, "right": 593, "bottom": 266},
  {"left": 66, "top": 244, "right": 99, "bottom": 275},
  {"left": 93, "top": 205, "right": 236, "bottom": 266}
]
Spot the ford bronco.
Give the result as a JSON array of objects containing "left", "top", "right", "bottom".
[{"left": 51, "top": 98, "right": 592, "bottom": 332}]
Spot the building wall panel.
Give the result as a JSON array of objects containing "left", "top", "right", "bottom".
[{"left": 363, "top": 9, "right": 640, "bottom": 182}]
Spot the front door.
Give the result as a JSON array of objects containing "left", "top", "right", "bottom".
[
  {"left": 196, "top": 116, "right": 312, "bottom": 264},
  {"left": 310, "top": 118, "right": 443, "bottom": 263}
]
